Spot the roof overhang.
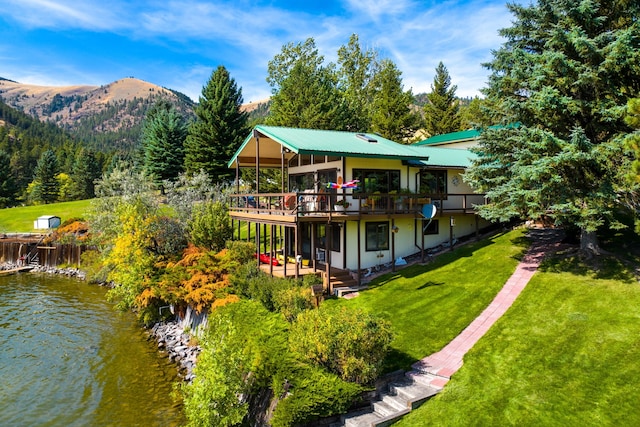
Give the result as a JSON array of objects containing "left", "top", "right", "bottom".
[{"left": 228, "top": 126, "right": 430, "bottom": 169}]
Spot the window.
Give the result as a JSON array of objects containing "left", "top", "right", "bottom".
[
  {"left": 317, "top": 224, "right": 341, "bottom": 252},
  {"left": 423, "top": 219, "right": 439, "bottom": 235},
  {"left": 289, "top": 173, "right": 314, "bottom": 191},
  {"left": 420, "top": 170, "right": 447, "bottom": 197},
  {"left": 353, "top": 169, "right": 401, "bottom": 194},
  {"left": 366, "top": 222, "right": 389, "bottom": 251}
]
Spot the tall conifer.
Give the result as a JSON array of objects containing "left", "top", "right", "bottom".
[
  {"left": 423, "top": 62, "right": 461, "bottom": 136},
  {"left": 466, "top": 0, "right": 640, "bottom": 256},
  {"left": 184, "top": 66, "right": 249, "bottom": 183}
]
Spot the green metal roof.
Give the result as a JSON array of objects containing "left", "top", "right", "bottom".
[
  {"left": 228, "top": 125, "right": 432, "bottom": 168},
  {"left": 416, "top": 146, "right": 476, "bottom": 168},
  {"left": 414, "top": 129, "right": 481, "bottom": 146}
]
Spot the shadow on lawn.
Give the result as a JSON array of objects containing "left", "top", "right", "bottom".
[
  {"left": 383, "top": 347, "right": 419, "bottom": 373},
  {"left": 369, "top": 230, "right": 525, "bottom": 286}
]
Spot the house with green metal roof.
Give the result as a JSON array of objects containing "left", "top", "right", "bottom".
[
  {"left": 228, "top": 125, "right": 489, "bottom": 294},
  {"left": 414, "top": 128, "right": 481, "bottom": 149}
]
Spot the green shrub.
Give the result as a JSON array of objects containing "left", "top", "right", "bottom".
[
  {"left": 182, "top": 300, "right": 290, "bottom": 426},
  {"left": 289, "top": 307, "right": 394, "bottom": 384},
  {"left": 188, "top": 200, "right": 232, "bottom": 251},
  {"left": 273, "top": 286, "right": 314, "bottom": 322},
  {"left": 270, "top": 364, "right": 362, "bottom": 427},
  {"left": 225, "top": 240, "right": 256, "bottom": 264}
]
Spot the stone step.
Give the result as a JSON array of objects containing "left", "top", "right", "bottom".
[
  {"left": 405, "top": 370, "right": 449, "bottom": 390},
  {"left": 381, "top": 393, "right": 409, "bottom": 411},
  {"left": 343, "top": 409, "right": 383, "bottom": 427},
  {"left": 389, "top": 380, "right": 440, "bottom": 409}
]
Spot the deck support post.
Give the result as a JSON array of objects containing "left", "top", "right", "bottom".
[
  {"left": 269, "top": 224, "right": 274, "bottom": 276},
  {"left": 294, "top": 225, "right": 299, "bottom": 279},
  {"left": 357, "top": 220, "right": 361, "bottom": 286},
  {"left": 391, "top": 218, "right": 396, "bottom": 273},
  {"left": 326, "top": 221, "right": 331, "bottom": 294}
]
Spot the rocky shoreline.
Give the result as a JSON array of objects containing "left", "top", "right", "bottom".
[
  {"left": 149, "top": 322, "right": 201, "bottom": 382},
  {"left": 0, "top": 261, "right": 200, "bottom": 381}
]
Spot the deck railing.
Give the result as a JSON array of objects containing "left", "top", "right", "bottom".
[{"left": 229, "top": 192, "right": 486, "bottom": 216}]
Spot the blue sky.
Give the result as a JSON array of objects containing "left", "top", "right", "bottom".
[{"left": 0, "top": 0, "right": 517, "bottom": 103}]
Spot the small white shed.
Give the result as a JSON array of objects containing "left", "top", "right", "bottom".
[{"left": 34, "top": 215, "right": 61, "bottom": 230}]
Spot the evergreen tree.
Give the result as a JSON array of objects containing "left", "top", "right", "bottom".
[
  {"left": 423, "top": 62, "right": 461, "bottom": 136},
  {"left": 466, "top": 0, "right": 640, "bottom": 256},
  {"left": 0, "top": 150, "right": 17, "bottom": 207},
  {"left": 459, "top": 96, "right": 493, "bottom": 129},
  {"left": 30, "top": 149, "right": 60, "bottom": 204},
  {"left": 624, "top": 98, "right": 640, "bottom": 232},
  {"left": 70, "top": 148, "right": 101, "bottom": 200},
  {"left": 267, "top": 38, "right": 351, "bottom": 130},
  {"left": 142, "top": 99, "right": 187, "bottom": 188},
  {"left": 370, "top": 59, "right": 421, "bottom": 142},
  {"left": 184, "top": 66, "right": 249, "bottom": 183}
]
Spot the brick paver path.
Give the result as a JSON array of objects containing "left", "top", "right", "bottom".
[{"left": 412, "top": 229, "right": 564, "bottom": 384}]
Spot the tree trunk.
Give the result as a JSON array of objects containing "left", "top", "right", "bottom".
[{"left": 580, "top": 228, "right": 601, "bottom": 258}]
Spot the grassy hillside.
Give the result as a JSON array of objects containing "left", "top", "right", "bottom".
[
  {"left": 335, "top": 228, "right": 640, "bottom": 426},
  {"left": 328, "top": 229, "right": 529, "bottom": 372},
  {"left": 397, "top": 248, "right": 640, "bottom": 426},
  {"left": 0, "top": 199, "right": 92, "bottom": 233}
]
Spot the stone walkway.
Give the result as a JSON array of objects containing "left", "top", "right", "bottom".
[{"left": 411, "top": 228, "right": 564, "bottom": 384}]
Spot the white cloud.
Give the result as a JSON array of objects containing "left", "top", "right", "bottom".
[
  {"left": 1, "top": 0, "right": 126, "bottom": 30},
  {"left": 0, "top": 0, "right": 518, "bottom": 101}
]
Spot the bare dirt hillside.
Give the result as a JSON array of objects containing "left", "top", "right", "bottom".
[{"left": 0, "top": 77, "right": 175, "bottom": 126}]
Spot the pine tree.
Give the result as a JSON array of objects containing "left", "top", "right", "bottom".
[
  {"left": 142, "top": 99, "right": 187, "bottom": 188},
  {"left": 466, "top": 0, "right": 640, "bottom": 256},
  {"left": 184, "top": 66, "right": 249, "bottom": 183},
  {"left": 70, "top": 148, "right": 101, "bottom": 200},
  {"left": 370, "top": 59, "right": 421, "bottom": 142},
  {"left": 0, "top": 150, "right": 17, "bottom": 207},
  {"left": 423, "top": 62, "right": 461, "bottom": 136},
  {"left": 30, "top": 149, "right": 60, "bottom": 204}
]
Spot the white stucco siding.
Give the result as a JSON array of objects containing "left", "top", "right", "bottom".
[{"left": 341, "top": 214, "right": 489, "bottom": 271}]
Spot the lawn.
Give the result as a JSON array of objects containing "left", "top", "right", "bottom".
[
  {"left": 396, "top": 241, "right": 640, "bottom": 426},
  {"left": 327, "top": 228, "right": 530, "bottom": 372},
  {"left": 0, "top": 199, "right": 93, "bottom": 233}
]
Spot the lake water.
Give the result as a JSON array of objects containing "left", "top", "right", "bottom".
[{"left": 0, "top": 273, "right": 185, "bottom": 426}]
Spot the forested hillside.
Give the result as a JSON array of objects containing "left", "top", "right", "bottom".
[
  {"left": 0, "top": 99, "right": 111, "bottom": 206},
  {"left": 0, "top": 77, "right": 196, "bottom": 152}
]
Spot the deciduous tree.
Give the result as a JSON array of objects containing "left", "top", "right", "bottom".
[
  {"left": 267, "top": 38, "right": 351, "bottom": 130},
  {"left": 337, "top": 34, "right": 378, "bottom": 131}
]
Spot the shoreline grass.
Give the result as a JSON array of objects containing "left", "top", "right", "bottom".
[{"left": 0, "top": 199, "right": 93, "bottom": 233}]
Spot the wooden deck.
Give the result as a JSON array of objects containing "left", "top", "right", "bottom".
[{"left": 0, "top": 266, "right": 35, "bottom": 276}]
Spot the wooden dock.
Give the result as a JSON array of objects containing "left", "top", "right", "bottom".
[{"left": 0, "top": 266, "right": 35, "bottom": 276}]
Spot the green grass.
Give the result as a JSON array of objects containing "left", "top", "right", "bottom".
[
  {"left": 396, "top": 244, "right": 640, "bottom": 426},
  {"left": 327, "top": 228, "right": 530, "bottom": 372},
  {"left": 0, "top": 199, "right": 93, "bottom": 233}
]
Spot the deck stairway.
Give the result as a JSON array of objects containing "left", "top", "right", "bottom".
[
  {"left": 329, "top": 269, "right": 366, "bottom": 297},
  {"left": 332, "top": 371, "right": 445, "bottom": 427}
]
